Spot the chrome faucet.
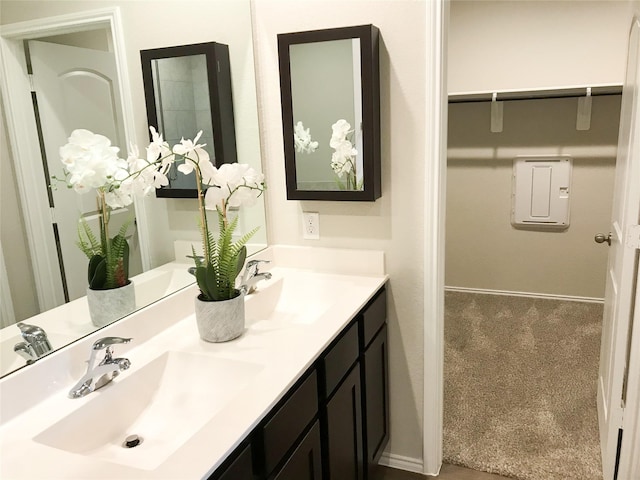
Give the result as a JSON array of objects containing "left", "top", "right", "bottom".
[
  {"left": 14, "top": 322, "right": 53, "bottom": 364},
  {"left": 240, "top": 260, "right": 272, "bottom": 294},
  {"left": 68, "top": 337, "right": 132, "bottom": 399}
]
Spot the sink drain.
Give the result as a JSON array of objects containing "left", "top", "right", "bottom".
[{"left": 123, "top": 434, "right": 143, "bottom": 448}]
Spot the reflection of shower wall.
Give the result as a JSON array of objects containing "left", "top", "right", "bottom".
[
  {"left": 191, "top": 55, "right": 214, "bottom": 155},
  {"left": 154, "top": 55, "right": 214, "bottom": 159},
  {"left": 290, "top": 39, "right": 356, "bottom": 189}
]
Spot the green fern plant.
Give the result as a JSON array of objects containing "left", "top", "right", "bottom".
[
  {"left": 77, "top": 213, "right": 132, "bottom": 290},
  {"left": 192, "top": 210, "right": 258, "bottom": 301}
]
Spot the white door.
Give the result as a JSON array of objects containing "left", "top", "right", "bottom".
[
  {"left": 29, "top": 40, "right": 142, "bottom": 302},
  {"left": 597, "top": 17, "right": 640, "bottom": 480}
]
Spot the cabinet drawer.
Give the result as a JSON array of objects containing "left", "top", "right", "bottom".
[
  {"left": 263, "top": 370, "right": 318, "bottom": 475},
  {"left": 324, "top": 322, "right": 359, "bottom": 397},
  {"left": 362, "top": 288, "right": 386, "bottom": 348}
]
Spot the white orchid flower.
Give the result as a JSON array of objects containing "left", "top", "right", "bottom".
[
  {"left": 59, "top": 129, "right": 127, "bottom": 194},
  {"left": 204, "top": 163, "right": 265, "bottom": 211},
  {"left": 294, "top": 121, "right": 319, "bottom": 154},
  {"left": 104, "top": 187, "right": 133, "bottom": 209},
  {"left": 330, "top": 119, "right": 353, "bottom": 146},
  {"left": 147, "top": 126, "right": 174, "bottom": 164},
  {"left": 173, "top": 131, "right": 211, "bottom": 176}
]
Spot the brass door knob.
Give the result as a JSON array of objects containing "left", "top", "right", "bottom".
[{"left": 594, "top": 233, "right": 612, "bottom": 246}]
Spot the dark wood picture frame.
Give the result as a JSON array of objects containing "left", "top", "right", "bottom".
[
  {"left": 140, "top": 42, "right": 237, "bottom": 198},
  {"left": 278, "top": 25, "right": 381, "bottom": 201}
]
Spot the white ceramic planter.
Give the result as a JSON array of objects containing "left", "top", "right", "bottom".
[
  {"left": 194, "top": 292, "right": 245, "bottom": 343},
  {"left": 86, "top": 282, "right": 136, "bottom": 328}
]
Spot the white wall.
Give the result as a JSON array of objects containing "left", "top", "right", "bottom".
[
  {"left": 448, "top": 0, "right": 631, "bottom": 94},
  {"left": 252, "top": 0, "right": 428, "bottom": 464}
]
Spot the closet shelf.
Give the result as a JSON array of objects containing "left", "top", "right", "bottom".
[{"left": 448, "top": 84, "right": 622, "bottom": 103}]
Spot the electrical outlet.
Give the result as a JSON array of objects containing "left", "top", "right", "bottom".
[{"left": 302, "top": 212, "right": 320, "bottom": 240}]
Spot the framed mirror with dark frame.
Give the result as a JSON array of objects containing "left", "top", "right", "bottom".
[
  {"left": 140, "top": 42, "right": 237, "bottom": 198},
  {"left": 278, "top": 24, "right": 381, "bottom": 201}
]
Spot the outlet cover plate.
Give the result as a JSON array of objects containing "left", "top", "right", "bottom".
[{"left": 302, "top": 212, "right": 320, "bottom": 240}]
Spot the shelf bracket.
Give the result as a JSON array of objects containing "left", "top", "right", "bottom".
[
  {"left": 490, "top": 92, "right": 503, "bottom": 133},
  {"left": 576, "top": 87, "right": 592, "bottom": 131}
]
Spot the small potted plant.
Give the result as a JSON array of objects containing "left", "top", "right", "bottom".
[
  {"left": 59, "top": 127, "right": 265, "bottom": 339},
  {"left": 58, "top": 129, "right": 136, "bottom": 327},
  {"left": 127, "top": 128, "right": 265, "bottom": 342}
]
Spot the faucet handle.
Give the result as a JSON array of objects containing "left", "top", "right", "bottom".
[
  {"left": 92, "top": 337, "right": 132, "bottom": 350},
  {"left": 246, "top": 259, "right": 270, "bottom": 270},
  {"left": 16, "top": 322, "right": 52, "bottom": 357}
]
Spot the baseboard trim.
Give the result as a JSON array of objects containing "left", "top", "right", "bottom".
[
  {"left": 378, "top": 452, "right": 425, "bottom": 474},
  {"left": 444, "top": 286, "right": 604, "bottom": 304}
]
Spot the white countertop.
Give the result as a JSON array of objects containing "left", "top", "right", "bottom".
[
  {"left": 0, "top": 262, "right": 195, "bottom": 377},
  {"left": 0, "top": 246, "right": 387, "bottom": 479}
]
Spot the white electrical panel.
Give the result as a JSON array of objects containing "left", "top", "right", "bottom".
[{"left": 511, "top": 156, "right": 572, "bottom": 230}]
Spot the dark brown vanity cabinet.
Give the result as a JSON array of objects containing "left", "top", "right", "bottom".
[
  {"left": 362, "top": 323, "right": 389, "bottom": 479},
  {"left": 264, "top": 371, "right": 319, "bottom": 478},
  {"left": 273, "top": 421, "right": 323, "bottom": 480},
  {"left": 210, "top": 286, "right": 388, "bottom": 480},
  {"left": 326, "top": 365, "right": 364, "bottom": 479},
  {"left": 321, "top": 287, "right": 388, "bottom": 480},
  {"left": 360, "top": 290, "right": 389, "bottom": 479},
  {"left": 322, "top": 322, "right": 364, "bottom": 480},
  {"left": 213, "top": 443, "right": 254, "bottom": 480}
]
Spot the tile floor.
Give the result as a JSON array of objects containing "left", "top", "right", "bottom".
[{"left": 378, "top": 464, "right": 512, "bottom": 480}]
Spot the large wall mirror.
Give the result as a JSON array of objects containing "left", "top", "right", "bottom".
[
  {"left": 141, "top": 42, "right": 237, "bottom": 198},
  {"left": 278, "top": 24, "right": 381, "bottom": 201},
  {"left": 0, "top": 2, "right": 266, "bottom": 379}
]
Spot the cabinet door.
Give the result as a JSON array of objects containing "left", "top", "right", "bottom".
[
  {"left": 273, "top": 421, "right": 322, "bottom": 480},
  {"left": 263, "top": 371, "right": 318, "bottom": 475},
  {"left": 212, "top": 443, "right": 254, "bottom": 480},
  {"left": 327, "top": 364, "right": 364, "bottom": 480},
  {"left": 364, "top": 324, "right": 389, "bottom": 478}
]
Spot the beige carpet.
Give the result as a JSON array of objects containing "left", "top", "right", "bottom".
[{"left": 443, "top": 291, "right": 603, "bottom": 480}]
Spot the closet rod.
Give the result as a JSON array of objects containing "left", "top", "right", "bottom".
[{"left": 448, "top": 85, "right": 622, "bottom": 104}]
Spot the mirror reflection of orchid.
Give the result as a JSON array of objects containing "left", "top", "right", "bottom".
[
  {"left": 57, "top": 127, "right": 265, "bottom": 302},
  {"left": 293, "top": 121, "right": 319, "bottom": 154},
  {"left": 330, "top": 119, "right": 362, "bottom": 191},
  {"left": 57, "top": 129, "right": 135, "bottom": 291}
]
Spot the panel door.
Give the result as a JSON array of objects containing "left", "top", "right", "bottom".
[
  {"left": 29, "top": 39, "right": 142, "bottom": 302},
  {"left": 327, "top": 364, "right": 364, "bottom": 480},
  {"left": 364, "top": 324, "right": 389, "bottom": 479},
  {"left": 597, "top": 16, "right": 640, "bottom": 480},
  {"left": 273, "top": 421, "right": 322, "bottom": 480}
]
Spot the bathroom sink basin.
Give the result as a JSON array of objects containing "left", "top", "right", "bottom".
[
  {"left": 0, "top": 332, "right": 76, "bottom": 377},
  {"left": 34, "top": 351, "right": 262, "bottom": 470},
  {"left": 244, "top": 270, "right": 347, "bottom": 325}
]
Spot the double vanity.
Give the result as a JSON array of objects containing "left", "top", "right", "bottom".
[{"left": 0, "top": 246, "right": 388, "bottom": 479}]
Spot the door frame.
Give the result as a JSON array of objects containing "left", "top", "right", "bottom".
[
  {"left": 0, "top": 7, "right": 150, "bottom": 311},
  {"left": 0, "top": 241, "right": 15, "bottom": 328},
  {"left": 425, "top": 3, "right": 640, "bottom": 478},
  {"left": 423, "top": 0, "right": 448, "bottom": 475},
  {"left": 618, "top": 276, "right": 640, "bottom": 479}
]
